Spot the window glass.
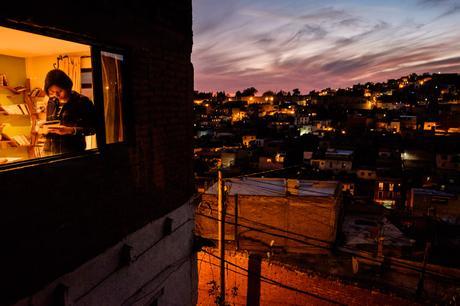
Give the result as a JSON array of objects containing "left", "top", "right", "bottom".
[
  {"left": 0, "top": 26, "right": 96, "bottom": 165},
  {"left": 101, "top": 51, "right": 125, "bottom": 144}
]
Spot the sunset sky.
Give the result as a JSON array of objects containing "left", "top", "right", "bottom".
[{"left": 192, "top": 0, "right": 460, "bottom": 93}]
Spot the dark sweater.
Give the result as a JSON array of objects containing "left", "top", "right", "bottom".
[{"left": 45, "top": 91, "right": 97, "bottom": 154}]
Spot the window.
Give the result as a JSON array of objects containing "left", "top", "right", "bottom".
[
  {"left": 389, "top": 183, "right": 394, "bottom": 192},
  {"left": 0, "top": 26, "right": 126, "bottom": 167},
  {"left": 101, "top": 51, "right": 125, "bottom": 144},
  {"left": 378, "top": 182, "right": 384, "bottom": 191}
]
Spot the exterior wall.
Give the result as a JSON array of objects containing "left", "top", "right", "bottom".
[
  {"left": 436, "top": 153, "right": 460, "bottom": 171},
  {"left": 408, "top": 190, "right": 460, "bottom": 223},
  {"left": 312, "top": 159, "right": 353, "bottom": 173},
  {"left": 356, "top": 169, "right": 377, "bottom": 180},
  {"left": 14, "top": 202, "right": 197, "bottom": 306},
  {"left": 424, "top": 122, "right": 437, "bottom": 131},
  {"left": 197, "top": 193, "right": 340, "bottom": 253},
  {"left": 197, "top": 250, "right": 417, "bottom": 306},
  {"left": 295, "top": 116, "right": 309, "bottom": 126},
  {"left": 1, "top": 2, "right": 195, "bottom": 304},
  {"left": 258, "top": 156, "right": 284, "bottom": 170},
  {"left": 221, "top": 152, "right": 236, "bottom": 168},
  {"left": 342, "top": 183, "right": 355, "bottom": 195},
  {"left": 390, "top": 121, "right": 400, "bottom": 132},
  {"left": 374, "top": 180, "right": 401, "bottom": 208},
  {"left": 242, "top": 135, "right": 256, "bottom": 147}
]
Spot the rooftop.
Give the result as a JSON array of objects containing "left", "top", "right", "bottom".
[
  {"left": 412, "top": 188, "right": 455, "bottom": 197},
  {"left": 205, "top": 178, "right": 338, "bottom": 197}
]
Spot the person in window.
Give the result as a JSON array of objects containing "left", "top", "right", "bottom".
[{"left": 42, "top": 69, "right": 97, "bottom": 154}]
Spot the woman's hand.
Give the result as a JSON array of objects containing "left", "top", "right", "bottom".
[{"left": 47, "top": 125, "right": 76, "bottom": 135}]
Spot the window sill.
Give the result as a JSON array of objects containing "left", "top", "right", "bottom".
[{"left": 0, "top": 149, "right": 100, "bottom": 173}]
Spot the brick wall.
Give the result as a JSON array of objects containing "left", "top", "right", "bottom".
[
  {"left": 197, "top": 193, "right": 340, "bottom": 253},
  {"left": 0, "top": 2, "right": 194, "bottom": 304},
  {"left": 197, "top": 250, "right": 419, "bottom": 306}
]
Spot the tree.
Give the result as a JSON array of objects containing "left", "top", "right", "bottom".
[
  {"left": 262, "top": 90, "right": 275, "bottom": 97},
  {"left": 292, "top": 88, "right": 301, "bottom": 96},
  {"left": 215, "top": 91, "right": 227, "bottom": 102},
  {"left": 241, "top": 87, "right": 258, "bottom": 97}
]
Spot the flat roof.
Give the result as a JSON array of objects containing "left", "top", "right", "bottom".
[
  {"left": 412, "top": 188, "right": 455, "bottom": 197},
  {"left": 205, "top": 178, "right": 338, "bottom": 197}
]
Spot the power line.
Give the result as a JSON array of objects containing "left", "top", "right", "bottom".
[
  {"left": 223, "top": 211, "right": 334, "bottom": 245},
  {"left": 201, "top": 249, "right": 347, "bottom": 305},
  {"left": 224, "top": 164, "right": 304, "bottom": 180},
  {"left": 228, "top": 177, "right": 338, "bottom": 197},
  {"left": 196, "top": 212, "right": 332, "bottom": 249},
  {"left": 195, "top": 212, "right": 460, "bottom": 283},
  {"left": 74, "top": 218, "right": 193, "bottom": 303},
  {"left": 122, "top": 255, "right": 191, "bottom": 305},
  {"left": 223, "top": 180, "right": 338, "bottom": 211}
]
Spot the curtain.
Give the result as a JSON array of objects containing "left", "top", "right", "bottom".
[
  {"left": 59, "top": 56, "right": 81, "bottom": 93},
  {"left": 101, "top": 52, "right": 124, "bottom": 144}
]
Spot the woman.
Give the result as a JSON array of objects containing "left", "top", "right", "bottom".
[{"left": 43, "top": 69, "right": 97, "bottom": 154}]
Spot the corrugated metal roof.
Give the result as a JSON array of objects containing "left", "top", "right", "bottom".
[{"left": 205, "top": 178, "right": 338, "bottom": 197}]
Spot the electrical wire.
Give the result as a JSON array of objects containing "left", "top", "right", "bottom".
[
  {"left": 122, "top": 255, "right": 191, "bottom": 305},
  {"left": 134, "top": 218, "right": 193, "bottom": 261},
  {"left": 200, "top": 249, "right": 347, "bottom": 305},
  {"left": 195, "top": 212, "right": 460, "bottom": 283},
  {"left": 228, "top": 177, "right": 338, "bottom": 197},
  {"left": 74, "top": 218, "right": 193, "bottom": 303},
  {"left": 224, "top": 164, "right": 304, "bottom": 179}
]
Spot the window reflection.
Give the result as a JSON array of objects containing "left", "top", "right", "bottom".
[{"left": 101, "top": 51, "right": 125, "bottom": 144}]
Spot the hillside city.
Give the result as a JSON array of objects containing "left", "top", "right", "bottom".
[{"left": 193, "top": 72, "right": 460, "bottom": 303}]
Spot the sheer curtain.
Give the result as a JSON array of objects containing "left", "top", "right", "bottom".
[
  {"left": 59, "top": 56, "right": 81, "bottom": 93},
  {"left": 101, "top": 52, "right": 124, "bottom": 144}
]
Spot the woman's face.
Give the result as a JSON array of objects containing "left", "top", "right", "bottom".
[{"left": 48, "top": 85, "right": 69, "bottom": 102}]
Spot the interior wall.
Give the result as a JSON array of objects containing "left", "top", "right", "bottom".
[
  {"left": 0, "top": 54, "right": 26, "bottom": 86},
  {"left": 0, "top": 54, "right": 26, "bottom": 107},
  {"left": 25, "top": 51, "right": 90, "bottom": 91},
  {"left": 0, "top": 54, "right": 28, "bottom": 159}
]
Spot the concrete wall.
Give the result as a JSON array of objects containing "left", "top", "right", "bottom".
[
  {"left": 197, "top": 193, "right": 340, "bottom": 253},
  {"left": 13, "top": 201, "right": 197, "bottom": 306}
]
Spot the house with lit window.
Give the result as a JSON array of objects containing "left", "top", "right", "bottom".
[
  {"left": 374, "top": 172, "right": 402, "bottom": 209},
  {"left": 310, "top": 149, "right": 354, "bottom": 174},
  {"left": 1, "top": 3, "right": 196, "bottom": 305},
  {"left": 242, "top": 135, "right": 256, "bottom": 147}
]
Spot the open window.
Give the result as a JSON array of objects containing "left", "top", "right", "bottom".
[{"left": 0, "top": 25, "right": 127, "bottom": 166}]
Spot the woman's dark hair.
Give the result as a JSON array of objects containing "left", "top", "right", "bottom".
[{"left": 44, "top": 69, "right": 73, "bottom": 94}]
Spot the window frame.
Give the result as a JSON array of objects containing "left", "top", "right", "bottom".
[{"left": 0, "top": 20, "right": 132, "bottom": 172}]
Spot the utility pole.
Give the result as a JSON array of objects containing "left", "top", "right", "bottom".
[
  {"left": 416, "top": 241, "right": 431, "bottom": 298},
  {"left": 234, "top": 193, "right": 239, "bottom": 251},
  {"left": 217, "top": 160, "right": 226, "bottom": 305}
]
